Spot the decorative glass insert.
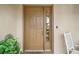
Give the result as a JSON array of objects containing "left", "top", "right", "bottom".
[{"left": 46, "top": 16, "right": 50, "bottom": 41}]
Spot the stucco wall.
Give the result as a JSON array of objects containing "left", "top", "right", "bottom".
[
  {"left": 54, "top": 4, "right": 79, "bottom": 54},
  {"left": 0, "top": 5, "right": 23, "bottom": 50},
  {"left": 0, "top": 5, "right": 17, "bottom": 39}
]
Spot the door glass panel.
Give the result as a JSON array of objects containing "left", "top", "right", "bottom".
[{"left": 46, "top": 16, "right": 50, "bottom": 41}]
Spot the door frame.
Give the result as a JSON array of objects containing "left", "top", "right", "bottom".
[{"left": 23, "top": 4, "right": 54, "bottom": 53}]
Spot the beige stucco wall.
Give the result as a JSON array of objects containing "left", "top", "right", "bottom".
[
  {"left": 54, "top": 4, "right": 79, "bottom": 54},
  {"left": 0, "top": 5, "right": 23, "bottom": 50},
  {"left": 16, "top": 5, "right": 23, "bottom": 51},
  {"left": 0, "top": 5, "right": 17, "bottom": 39}
]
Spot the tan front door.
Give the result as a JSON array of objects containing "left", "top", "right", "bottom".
[{"left": 24, "top": 5, "right": 52, "bottom": 53}]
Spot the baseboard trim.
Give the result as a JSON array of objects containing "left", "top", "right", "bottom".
[{"left": 45, "top": 50, "right": 51, "bottom": 52}]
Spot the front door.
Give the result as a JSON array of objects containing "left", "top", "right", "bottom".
[{"left": 24, "top": 5, "right": 52, "bottom": 53}]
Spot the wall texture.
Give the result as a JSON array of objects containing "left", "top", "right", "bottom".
[
  {"left": 54, "top": 4, "right": 79, "bottom": 53},
  {"left": 0, "top": 5, "right": 23, "bottom": 50},
  {"left": 0, "top": 5, "right": 17, "bottom": 39},
  {"left": 16, "top": 5, "right": 23, "bottom": 51}
]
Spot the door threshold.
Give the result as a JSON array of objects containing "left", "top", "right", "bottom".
[
  {"left": 24, "top": 50, "right": 44, "bottom": 52},
  {"left": 23, "top": 50, "right": 52, "bottom": 54}
]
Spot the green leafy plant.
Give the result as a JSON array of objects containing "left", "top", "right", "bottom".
[{"left": 0, "top": 34, "right": 20, "bottom": 54}]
